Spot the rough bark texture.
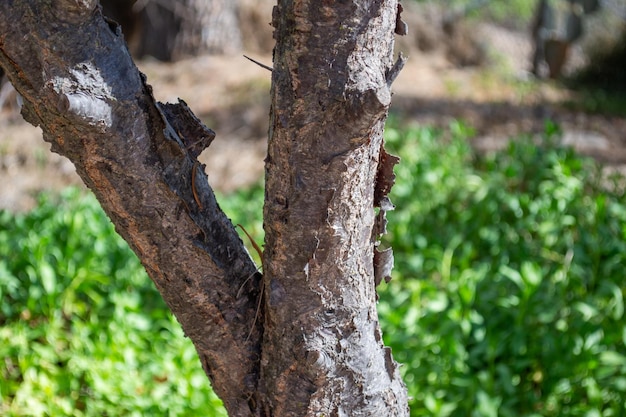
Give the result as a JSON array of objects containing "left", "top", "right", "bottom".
[
  {"left": 260, "top": 0, "right": 409, "bottom": 415},
  {"left": 0, "top": 0, "right": 409, "bottom": 416},
  {"left": 0, "top": 2, "right": 260, "bottom": 415}
]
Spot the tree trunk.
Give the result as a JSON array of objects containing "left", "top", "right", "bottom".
[
  {"left": 259, "top": 0, "right": 408, "bottom": 414},
  {"left": 172, "top": 0, "right": 242, "bottom": 57},
  {"left": 0, "top": 0, "right": 408, "bottom": 416},
  {"left": 101, "top": 0, "right": 242, "bottom": 61}
]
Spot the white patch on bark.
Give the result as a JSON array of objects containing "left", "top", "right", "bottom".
[{"left": 51, "top": 62, "right": 113, "bottom": 129}]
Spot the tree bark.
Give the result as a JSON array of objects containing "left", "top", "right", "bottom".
[
  {"left": 0, "top": 0, "right": 408, "bottom": 416},
  {"left": 0, "top": 2, "right": 260, "bottom": 415},
  {"left": 101, "top": 0, "right": 243, "bottom": 61},
  {"left": 260, "top": 0, "right": 408, "bottom": 415},
  {"left": 172, "top": 0, "right": 243, "bottom": 57},
  {"left": 135, "top": 0, "right": 243, "bottom": 60}
]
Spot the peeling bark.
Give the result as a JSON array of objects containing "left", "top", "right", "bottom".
[{"left": 0, "top": 0, "right": 409, "bottom": 416}]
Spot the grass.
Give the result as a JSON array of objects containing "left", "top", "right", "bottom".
[
  {"left": 379, "top": 120, "right": 626, "bottom": 416},
  {"left": 0, "top": 189, "right": 226, "bottom": 417},
  {"left": 2, "top": 120, "right": 626, "bottom": 416}
]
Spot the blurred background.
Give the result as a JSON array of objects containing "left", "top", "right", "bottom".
[{"left": 2, "top": 0, "right": 626, "bottom": 416}]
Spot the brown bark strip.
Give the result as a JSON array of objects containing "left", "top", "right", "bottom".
[
  {"left": 0, "top": 2, "right": 261, "bottom": 416},
  {"left": 191, "top": 160, "right": 203, "bottom": 209},
  {"left": 374, "top": 146, "right": 401, "bottom": 208},
  {"left": 159, "top": 99, "right": 216, "bottom": 159}
]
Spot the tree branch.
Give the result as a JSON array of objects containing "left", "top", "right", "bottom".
[{"left": 0, "top": 2, "right": 261, "bottom": 416}]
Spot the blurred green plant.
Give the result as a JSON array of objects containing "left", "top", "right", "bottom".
[
  {"left": 379, "top": 119, "right": 626, "bottom": 416},
  {"left": 218, "top": 184, "right": 265, "bottom": 267},
  {"left": 412, "top": 0, "right": 535, "bottom": 26},
  {"left": 562, "top": 88, "right": 626, "bottom": 118},
  {"left": 0, "top": 188, "right": 226, "bottom": 416}
]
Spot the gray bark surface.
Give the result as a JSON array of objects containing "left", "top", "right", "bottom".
[
  {"left": 0, "top": 0, "right": 409, "bottom": 416},
  {"left": 135, "top": 0, "right": 243, "bottom": 60},
  {"left": 260, "top": 1, "right": 408, "bottom": 414},
  {"left": 173, "top": 0, "right": 242, "bottom": 57}
]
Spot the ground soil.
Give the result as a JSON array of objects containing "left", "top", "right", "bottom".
[{"left": 1, "top": 16, "right": 625, "bottom": 211}]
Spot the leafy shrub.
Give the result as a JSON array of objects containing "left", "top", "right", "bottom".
[
  {"left": 379, "top": 121, "right": 626, "bottom": 416},
  {"left": 0, "top": 188, "right": 226, "bottom": 416}
]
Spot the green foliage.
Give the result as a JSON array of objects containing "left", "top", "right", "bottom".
[
  {"left": 379, "top": 120, "right": 626, "bottom": 416},
  {"left": 2, "top": 121, "right": 626, "bottom": 416},
  {"left": 0, "top": 188, "right": 226, "bottom": 416},
  {"left": 562, "top": 88, "right": 626, "bottom": 118},
  {"left": 411, "top": 0, "right": 535, "bottom": 26},
  {"left": 476, "top": 0, "right": 535, "bottom": 26},
  {"left": 217, "top": 184, "right": 265, "bottom": 266}
]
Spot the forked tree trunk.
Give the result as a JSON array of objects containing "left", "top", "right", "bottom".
[{"left": 0, "top": 0, "right": 408, "bottom": 416}]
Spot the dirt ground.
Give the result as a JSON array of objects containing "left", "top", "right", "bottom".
[{"left": 1, "top": 13, "right": 626, "bottom": 211}]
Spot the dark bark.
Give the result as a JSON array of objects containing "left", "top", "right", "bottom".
[
  {"left": 0, "top": 2, "right": 260, "bottom": 415},
  {"left": 0, "top": 0, "right": 408, "bottom": 416}
]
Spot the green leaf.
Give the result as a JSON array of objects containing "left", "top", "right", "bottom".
[
  {"left": 599, "top": 351, "right": 626, "bottom": 367},
  {"left": 520, "top": 261, "right": 542, "bottom": 289},
  {"left": 39, "top": 262, "right": 57, "bottom": 295}
]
